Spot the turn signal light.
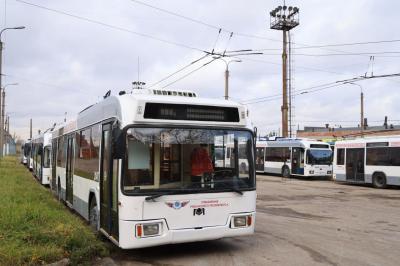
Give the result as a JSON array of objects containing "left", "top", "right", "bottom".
[{"left": 231, "top": 215, "right": 252, "bottom": 228}]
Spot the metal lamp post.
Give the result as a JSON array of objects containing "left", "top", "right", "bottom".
[
  {"left": 0, "top": 26, "right": 25, "bottom": 157},
  {"left": 214, "top": 57, "right": 241, "bottom": 100}
]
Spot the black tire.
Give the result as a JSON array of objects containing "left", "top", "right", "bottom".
[
  {"left": 57, "top": 180, "right": 62, "bottom": 201},
  {"left": 89, "top": 198, "right": 99, "bottom": 231},
  {"left": 282, "top": 166, "right": 290, "bottom": 178},
  {"left": 372, "top": 173, "right": 387, "bottom": 189}
]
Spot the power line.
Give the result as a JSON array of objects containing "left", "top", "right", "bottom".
[
  {"left": 235, "top": 56, "right": 345, "bottom": 75},
  {"left": 241, "top": 81, "right": 339, "bottom": 103},
  {"left": 147, "top": 54, "right": 210, "bottom": 88},
  {"left": 15, "top": 0, "right": 208, "bottom": 53},
  {"left": 128, "top": 0, "right": 281, "bottom": 42},
  {"left": 162, "top": 58, "right": 217, "bottom": 88},
  {"left": 256, "top": 51, "right": 400, "bottom": 57},
  {"left": 254, "top": 39, "right": 400, "bottom": 51}
]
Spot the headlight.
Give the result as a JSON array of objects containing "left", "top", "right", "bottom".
[
  {"left": 136, "top": 222, "right": 162, "bottom": 238},
  {"left": 309, "top": 170, "right": 314, "bottom": 174},
  {"left": 231, "top": 215, "right": 252, "bottom": 228},
  {"left": 327, "top": 171, "right": 332, "bottom": 174}
]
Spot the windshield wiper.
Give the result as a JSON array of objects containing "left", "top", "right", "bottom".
[
  {"left": 210, "top": 180, "right": 244, "bottom": 196},
  {"left": 144, "top": 189, "right": 196, "bottom": 201}
]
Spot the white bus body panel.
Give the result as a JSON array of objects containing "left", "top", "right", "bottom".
[
  {"left": 118, "top": 191, "right": 256, "bottom": 249},
  {"left": 334, "top": 136, "right": 400, "bottom": 186}
]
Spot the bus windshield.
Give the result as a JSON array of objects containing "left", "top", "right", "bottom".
[
  {"left": 306, "top": 149, "right": 333, "bottom": 165},
  {"left": 122, "top": 127, "right": 255, "bottom": 195}
]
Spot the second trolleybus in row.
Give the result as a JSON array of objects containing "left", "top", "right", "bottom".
[{"left": 255, "top": 138, "right": 333, "bottom": 178}]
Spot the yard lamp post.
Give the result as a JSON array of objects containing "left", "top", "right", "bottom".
[
  {"left": 0, "top": 26, "right": 25, "bottom": 157},
  {"left": 213, "top": 57, "right": 242, "bottom": 100}
]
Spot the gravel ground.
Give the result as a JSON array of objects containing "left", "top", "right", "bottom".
[{"left": 108, "top": 175, "right": 400, "bottom": 266}]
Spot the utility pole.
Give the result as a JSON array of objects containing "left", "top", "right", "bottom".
[
  {"left": 361, "top": 91, "right": 364, "bottom": 136},
  {"left": 30, "top": 118, "right": 32, "bottom": 139},
  {"left": 0, "top": 26, "right": 25, "bottom": 157},
  {"left": 346, "top": 82, "right": 364, "bottom": 137},
  {"left": 270, "top": 4, "right": 299, "bottom": 137}
]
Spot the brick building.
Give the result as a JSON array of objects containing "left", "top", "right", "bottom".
[{"left": 297, "top": 125, "right": 400, "bottom": 141}]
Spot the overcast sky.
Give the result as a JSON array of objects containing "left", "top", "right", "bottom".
[{"left": 1, "top": 0, "right": 399, "bottom": 139}]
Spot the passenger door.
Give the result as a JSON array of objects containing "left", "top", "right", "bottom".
[
  {"left": 346, "top": 148, "right": 365, "bottom": 182},
  {"left": 65, "top": 135, "right": 74, "bottom": 205},
  {"left": 255, "top": 147, "right": 265, "bottom": 171},
  {"left": 100, "top": 123, "right": 119, "bottom": 239}
]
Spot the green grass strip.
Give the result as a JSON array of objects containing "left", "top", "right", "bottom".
[{"left": 0, "top": 156, "right": 109, "bottom": 265}]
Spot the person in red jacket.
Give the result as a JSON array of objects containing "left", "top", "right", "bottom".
[{"left": 191, "top": 144, "right": 214, "bottom": 187}]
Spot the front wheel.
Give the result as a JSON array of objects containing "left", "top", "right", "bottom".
[
  {"left": 282, "top": 166, "right": 290, "bottom": 178},
  {"left": 372, "top": 173, "right": 387, "bottom": 189},
  {"left": 57, "top": 180, "right": 62, "bottom": 201},
  {"left": 89, "top": 198, "right": 99, "bottom": 231}
]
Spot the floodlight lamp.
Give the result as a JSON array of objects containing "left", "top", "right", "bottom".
[
  {"left": 282, "top": 15, "right": 286, "bottom": 19},
  {"left": 283, "top": 5, "right": 287, "bottom": 10},
  {"left": 278, "top": 6, "right": 282, "bottom": 10},
  {"left": 288, "top": 6, "right": 293, "bottom": 11},
  {"left": 293, "top": 7, "right": 299, "bottom": 13},
  {"left": 277, "top": 14, "right": 281, "bottom": 18}
]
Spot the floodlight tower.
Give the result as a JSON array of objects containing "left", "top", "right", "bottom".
[{"left": 270, "top": 4, "right": 299, "bottom": 137}]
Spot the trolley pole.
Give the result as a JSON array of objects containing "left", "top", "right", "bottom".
[{"left": 269, "top": 4, "right": 299, "bottom": 138}]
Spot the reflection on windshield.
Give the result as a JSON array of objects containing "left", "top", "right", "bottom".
[
  {"left": 307, "top": 149, "right": 333, "bottom": 165},
  {"left": 123, "top": 128, "right": 255, "bottom": 194}
]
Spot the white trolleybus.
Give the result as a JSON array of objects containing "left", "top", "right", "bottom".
[
  {"left": 255, "top": 138, "right": 333, "bottom": 178},
  {"left": 23, "top": 139, "right": 33, "bottom": 171},
  {"left": 333, "top": 136, "right": 400, "bottom": 188},
  {"left": 51, "top": 88, "right": 256, "bottom": 249},
  {"left": 31, "top": 130, "right": 52, "bottom": 185}
]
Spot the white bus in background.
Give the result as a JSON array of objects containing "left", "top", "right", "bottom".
[
  {"left": 20, "top": 142, "right": 27, "bottom": 165},
  {"left": 333, "top": 136, "right": 400, "bottom": 188},
  {"left": 255, "top": 138, "right": 333, "bottom": 178},
  {"left": 214, "top": 138, "right": 251, "bottom": 174},
  {"left": 51, "top": 88, "right": 256, "bottom": 249},
  {"left": 31, "top": 130, "right": 52, "bottom": 186},
  {"left": 23, "top": 139, "right": 33, "bottom": 171}
]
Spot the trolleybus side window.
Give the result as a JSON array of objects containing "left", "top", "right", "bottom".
[
  {"left": 57, "top": 138, "right": 64, "bottom": 167},
  {"left": 367, "top": 147, "right": 400, "bottom": 166},
  {"left": 74, "top": 125, "right": 101, "bottom": 179},
  {"left": 266, "top": 147, "right": 290, "bottom": 162},
  {"left": 337, "top": 148, "right": 345, "bottom": 165}
]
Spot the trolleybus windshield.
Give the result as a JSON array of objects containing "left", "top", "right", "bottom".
[
  {"left": 306, "top": 149, "right": 333, "bottom": 165},
  {"left": 122, "top": 127, "right": 255, "bottom": 195}
]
